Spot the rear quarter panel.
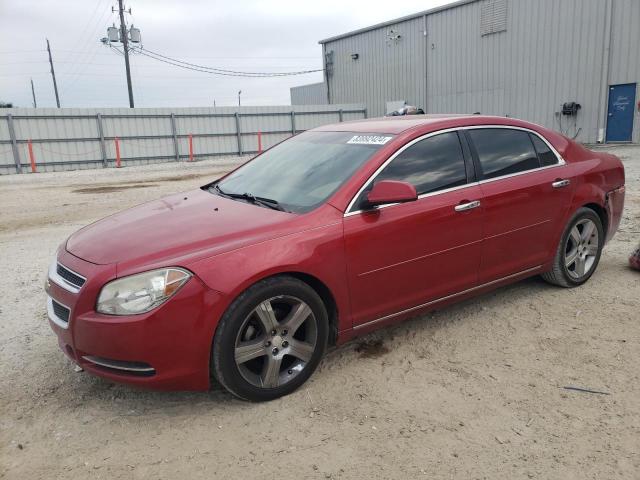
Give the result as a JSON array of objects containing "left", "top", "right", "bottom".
[{"left": 561, "top": 142, "right": 625, "bottom": 242}]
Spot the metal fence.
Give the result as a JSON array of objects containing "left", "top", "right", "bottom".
[{"left": 0, "top": 104, "right": 367, "bottom": 174}]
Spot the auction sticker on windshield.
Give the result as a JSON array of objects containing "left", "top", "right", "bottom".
[{"left": 347, "top": 135, "right": 393, "bottom": 145}]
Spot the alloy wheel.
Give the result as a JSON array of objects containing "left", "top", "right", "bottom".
[
  {"left": 234, "top": 295, "right": 317, "bottom": 389},
  {"left": 564, "top": 218, "right": 600, "bottom": 280}
]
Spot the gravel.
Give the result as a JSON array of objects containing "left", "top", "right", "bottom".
[{"left": 0, "top": 148, "right": 638, "bottom": 479}]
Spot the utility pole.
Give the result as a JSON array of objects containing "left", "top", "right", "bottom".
[
  {"left": 117, "top": 0, "right": 135, "bottom": 107},
  {"left": 30, "top": 78, "right": 37, "bottom": 108},
  {"left": 238, "top": 90, "right": 242, "bottom": 107},
  {"left": 46, "top": 39, "right": 60, "bottom": 108},
  {"left": 102, "top": 2, "right": 140, "bottom": 107}
]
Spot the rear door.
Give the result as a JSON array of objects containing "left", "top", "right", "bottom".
[
  {"left": 465, "top": 127, "right": 575, "bottom": 283},
  {"left": 343, "top": 130, "right": 484, "bottom": 327}
]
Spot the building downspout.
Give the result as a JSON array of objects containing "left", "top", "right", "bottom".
[
  {"left": 597, "top": 0, "right": 613, "bottom": 143},
  {"left": 423, "top": 14, "right": 428, "bottom": 113},
  {"left": 322, "top": 43, "right": 331, "bottom": 105}
]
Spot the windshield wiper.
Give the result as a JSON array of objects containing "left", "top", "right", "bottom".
[
  {"left": 211, "top": 183, "right": 229, "bottom": 196},
  {"left": 212, "top": 184, "right": 287, "bottom": 212},
  {"left": 248, "top": 194, "right": 288, "bottom": 212}
]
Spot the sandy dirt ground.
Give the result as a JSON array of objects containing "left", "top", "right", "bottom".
[{"left": 0, "top": 147, "right": 638, "bottom": 479}]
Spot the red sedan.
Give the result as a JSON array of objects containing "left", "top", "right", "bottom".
[{"left": 45, "top": 115, "right": 625, "bottom": 401}]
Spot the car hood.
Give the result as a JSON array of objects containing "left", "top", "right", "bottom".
[{"left": 66, "top": 188, "right": 297, "bottom": 266}]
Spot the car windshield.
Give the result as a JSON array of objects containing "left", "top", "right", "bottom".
[{"left": 213, "top": 131, "right": 392, "bottom": 213}]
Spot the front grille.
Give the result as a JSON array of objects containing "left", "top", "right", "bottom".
[
  {"left": 51, "top": 299, "right": 70, "bottom": 324},
  {"left": 56, "top": 263, "right": 86, "bottom": 289}
]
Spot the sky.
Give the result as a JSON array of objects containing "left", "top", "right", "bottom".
[{"left": 0, "top": 0, "right": 450, "bottom": 108}]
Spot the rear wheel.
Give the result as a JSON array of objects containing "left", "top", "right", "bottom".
[
  {"left": 211, "top": 276, "right": 328, "bottom": 401},
  {"left": 542, "top": 208, "right": 604, "bottom": 287}
]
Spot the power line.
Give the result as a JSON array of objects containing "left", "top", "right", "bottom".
[
  {"left": 132, "top": 47, "right": 323, "bottom": 77},
  {"left": 133, "top": 49, "right": 298, "bottom": 77},
  {"left": 130, "top": 47, "right": 145, "bottom": 106},
  {"left": 61, "top": 0, "right": 114, "bottom": 90},
  {"left": 137, "top": 47, "right": 323, "bottom": 75},
  {"left": 61, "top": 0, "right": 105, "bottom": 66},
  {"left": 0, "top": 49, "right": 319, "bottom": 60},
  {"left": 0, "top": 50, "right": 47, "bottom": 55},
  {"left": 0, "top": 57, "right": 317, "bottom": 69},
  {"left": 127, "top": 53, "right": 320, "bottom": 60},
  {"left": 0, "top": 54, "right": 322, "bottom": 78},
  {"left": 108, "top": 45, "right": 125, "bottom": 57},
  {"left": 0, "top": 72, "right": 50, "bottom": 77},
  {"left": 1, "top": 59, "right": 117, "bottom": 66}
]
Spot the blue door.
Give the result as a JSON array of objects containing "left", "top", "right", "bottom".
[{"left": 606, "top": 83, "right": 636, "bottom": 142}]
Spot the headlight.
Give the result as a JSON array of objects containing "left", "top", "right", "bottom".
[{"left": 96, "top": 268, "right": 191, "bottom": 315}]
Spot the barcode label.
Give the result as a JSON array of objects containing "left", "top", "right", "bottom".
[{"left": 347, "top": 135, "right": 393, "bottom": 145}]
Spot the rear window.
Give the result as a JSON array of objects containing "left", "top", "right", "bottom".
[
  {"left": 530, "top": 133, "right": 559, "bottom": 167},
  {"left": 468, "top": 128, "right": 540, "bottom": 179}
]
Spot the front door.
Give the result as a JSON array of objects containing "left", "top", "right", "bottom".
[
  {"left": 606, "top": 83, "right": 636, "bottom": 142},
  {"left": 343, "top": 131, "right": 483, "bottom": 327}
]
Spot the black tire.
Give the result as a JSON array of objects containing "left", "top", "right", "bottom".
[
  {"left": 541, "top": 207, "right": 604, "bottom": 288},
  {"left": 211, "top": 276, "right": 328, "bottom": 401}
]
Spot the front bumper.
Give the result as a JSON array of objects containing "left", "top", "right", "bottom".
[{"left": 46, "top": 248, "right": 225, "bottom": 391}]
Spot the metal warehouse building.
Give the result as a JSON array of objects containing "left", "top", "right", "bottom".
[{"left": 292, "top": 0, "right": 640, "bottom": 144}]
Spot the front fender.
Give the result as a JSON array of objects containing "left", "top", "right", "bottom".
[{"left": 187, "top": 221, "right": 352, "bottom": 332}]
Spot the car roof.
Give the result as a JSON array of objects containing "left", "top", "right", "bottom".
[{"left": 313, "top": 114, "right": 542, "bottom": 135}]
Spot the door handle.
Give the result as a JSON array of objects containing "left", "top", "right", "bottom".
[
  {"left": 454, "top": 200, "right": 481, "bottom": 212},
  {"left": 552, "top": 179, "right": 571, "bottom": 188}
]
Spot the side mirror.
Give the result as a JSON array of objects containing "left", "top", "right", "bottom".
[{"left": 365, "top": 180, "right": 417, "bottom": 207}]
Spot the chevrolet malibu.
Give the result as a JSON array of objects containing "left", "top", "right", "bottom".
[{"left": 45, "top": 115, "right": 625, "bottom": 401}]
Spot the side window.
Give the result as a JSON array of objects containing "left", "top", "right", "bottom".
[
  {"left": 353, "top": 132, "right": 467, "bottom": 209},
  {"left": 468, "top": 128, "right": 540, "bottom": 179},
  {"left": 530, "top": 133, "right": 559, "bottom": 167}
]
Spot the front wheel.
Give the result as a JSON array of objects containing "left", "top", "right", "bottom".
[
  {"left": 541, "top": 207, "right": 604, "bottom": 287},
  {"left": 211, "top": 276, "right": 328, "bottom": 401}
]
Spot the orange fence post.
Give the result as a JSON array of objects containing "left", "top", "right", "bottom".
[
  {"left": 115, "top": 137, "right": 121, "bottom": 168},
  {"left": 189, "top": 134, "right": 194, "bottom": 162},
  {"left": 27, "top": 139, "right": 37, "bottom": 173},
  {"left": 257, "top": 131, "right": 262, "bottom": 154}
]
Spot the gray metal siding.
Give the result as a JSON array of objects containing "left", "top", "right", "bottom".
[
  {"left": 322, "top": 0, "right": 639, "bottom": 143},
  {"left": 324, "top": 16, "right": 426, "bottom": 118},
  {"left": 290, "top": 83, "right": 328, "bottom": 105},
  {"left": 609, "top": 0, "right": 640, "bottom": 142},
  {"left": 426, "top": 0, "right": 607, "bottom": 143}
]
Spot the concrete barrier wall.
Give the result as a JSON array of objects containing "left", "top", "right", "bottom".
[{"left": 0, "top": 104, "right": 367, "bottom": 174}]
